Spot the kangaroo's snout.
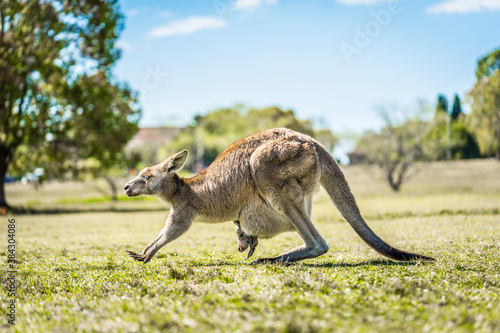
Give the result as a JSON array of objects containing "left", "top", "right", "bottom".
[
  {"left": 124, "top": 176, "right": 150, "bottom": 197},
  {"left": 124, "top": 182, "right": 135, "bottom": 197},
  {"left": 238, "top": 243, "right": 247, "bottom": 252}
]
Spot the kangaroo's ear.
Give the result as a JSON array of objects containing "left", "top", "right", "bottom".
[{"left": 165, "top": 150, "right": 188, "bottom": 173}]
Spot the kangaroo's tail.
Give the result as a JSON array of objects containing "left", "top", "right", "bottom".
[{"left": 316, "top": 145, "right": 434, "bottom": 261}]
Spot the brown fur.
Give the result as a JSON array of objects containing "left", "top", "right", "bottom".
[{"left": 124, "top": 128, "right": 434, "bottom": 263}]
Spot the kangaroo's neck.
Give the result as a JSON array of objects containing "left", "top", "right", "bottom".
[
  {"left": 157, "top": 173, "right": 189, "bottom": 205},
  {"left": 180, "top": 172, "right": 208, "bottom": 203},
  {"left": 180, "top": 171, "right": 242, "bottom": 221},
  {"left": 157, "top": 172, "right": 209, "bottom": 210}
]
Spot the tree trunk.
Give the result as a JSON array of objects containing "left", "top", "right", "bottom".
[
  {"left": 0, "top": 145, "right": 15, "bottom": 212},
  {"left": 0, "top": 159, "right": 9, "bottom": 212},
  {"left": 385, "top": 170, "right": 400, "bottom": 192},
  {"left": 389, "top": 180, "right": 400, "bottom": 192},
  {"left": 104, "top": 176, "right": 118, "bottom": 202}
]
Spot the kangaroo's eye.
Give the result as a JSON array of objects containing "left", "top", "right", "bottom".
[{"left": 143, "top": 175, "right": 151, "bottom": 180}]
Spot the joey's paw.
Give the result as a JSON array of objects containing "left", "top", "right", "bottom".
[
  {"left": 126, "top": 250, "right": 151, "bottom": 263},
  {"left": 245, "top": 236, "right": 258, "bottom": 259},
  {"left": 246, "top": 247, "right": 256, "bottom": 259}
]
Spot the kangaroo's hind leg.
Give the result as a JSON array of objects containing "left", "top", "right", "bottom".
[
  {"left": 253, "top": 183, "right": 329, "bottom": 264},
  {"left": 250, "top": 137, "right": 326, "bottom": 263}
]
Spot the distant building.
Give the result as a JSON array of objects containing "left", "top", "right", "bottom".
[
  {"left": 347, "top": 150, "right": 366, "bottom": 165},
  {"left": 127, "top": 127, "right": 182, "bottom": 150},
  {"left": 126, "top": 127, "right": 183, "bottom": 169}
]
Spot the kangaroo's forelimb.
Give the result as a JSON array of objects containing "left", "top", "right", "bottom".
[{"left": 127, "top": 209, "right": 193, "bottom": 263}]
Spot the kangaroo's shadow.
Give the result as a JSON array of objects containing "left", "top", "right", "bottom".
[
  {"left": 188, "top": 259, "right": 244, "bottom": 267},
  {"left": 303, "top": 259, "right": 434, "bottom": 268},
  {"left": 189, "top": 258, "right": 434, "bottom": 268}
]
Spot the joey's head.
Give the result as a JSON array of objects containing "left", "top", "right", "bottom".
[
  {"left": 124, "top": 150, "right": 188, "bottom": 199},
  {"left": 234, "top": 221, "right": 258, "bottom": 259},
  {"left": 235, "top": 223, "right": 250, "bottom": 253}
]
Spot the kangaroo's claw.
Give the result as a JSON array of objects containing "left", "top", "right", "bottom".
[
  {"left": 252, "top": 257, "right": 292, "bottom": 265},
  {"left": 252, "top": 257, "right": 275, "bottom": 264},
  {"left": 126, "top": 250, "right": 150, "bottom": 263},
  {"left": 246, "top": 235, "right": 258, "bottom": 259},
  {"left": 246, "top": 246, "right": 255, "bottom": 259}
]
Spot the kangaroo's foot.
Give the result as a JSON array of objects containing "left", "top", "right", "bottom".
[
  {"left": 251, "top": 256, "right": 295, "bottom": 265},
  {"left": 252, "top": 244, "right": 328, "bottom": 264},
  {"left": 252, "top": 257, "right": 288, "bottom": 264},
  {"left": 126, "top": 250, "right": 152, "bottom": 263}
]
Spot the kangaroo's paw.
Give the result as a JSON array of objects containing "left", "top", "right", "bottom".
[
  {"left": 126, "top": 250, "right": 151, "bottom": 263},
  {"left": 246, "top": 246, "right": 256, "bottom": 259},
  {"left": 252, "top": 257, "right": 273, "bottom": 264},
  {"left": 246, "top": 235, "right": 258, "bottom": 259},
  {"left": 252, "top": 256, "right": 291, "bottom": 265}
]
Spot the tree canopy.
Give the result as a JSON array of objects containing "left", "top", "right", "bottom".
[
  {"left": 425, "top": 94, "right": 479, "bottom": 160},
  {"left": 435, "top": 94, "right": 448, "bottom": 118},
  {"left": 475, "top": 48, "right": 500, "bottom": 80},
  {"left": 451, "top": 94, "right": 463, "bottom": 120},
  {"left": 0, "top": 0, "right": 140, "bottom": 209},
  {"left": 468, "top": 47, "right": 500, "bottom": 159}
]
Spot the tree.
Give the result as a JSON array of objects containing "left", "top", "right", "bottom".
[
  {"left": 425, "top": 94, "right": 479, "bottom": 160},
  {"left": 0, "top": 0, "right": 140, "bottom": 209},
  {"left": 355, "top": 104, "right": 431, "bottom": 192},
  {"left": 475, "top": 48, "right": 500, "bottom": 79},
  {"left": 451, "top": 94, "right": 463, "bottom": 120},
  {"left": 468, "top": 48, "right": 500, "bottom": 159},
  {"left": 435, "top": 94, "right": 449, "bottom": 118},
  {"left": 161, "top": 106, "right": 337, "bottom": 171},
  {"left": 424, "top": 119, "right": 480, "bottom": 160}
]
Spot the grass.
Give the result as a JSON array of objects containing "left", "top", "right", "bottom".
[{"left": 1, "top": 159, "right": 499, "bottom": 332}]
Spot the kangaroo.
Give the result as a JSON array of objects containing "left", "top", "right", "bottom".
[
  {"left": 124, "top": 127, "right": 434, "bottom": 264},
  {"left": 234, "top": 220, "right": 258, "bottom": 259}
]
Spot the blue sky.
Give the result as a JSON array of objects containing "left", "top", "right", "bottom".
[{"left": 113, "top": 0, "right": 500, "bottom": 142}]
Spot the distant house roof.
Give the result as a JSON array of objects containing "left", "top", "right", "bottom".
[
  {"left": 347, "top": 150, "right": 366, "bottom": 165},
  {"left": 127, "top": 127, "right": 182, "bottom": 149}
]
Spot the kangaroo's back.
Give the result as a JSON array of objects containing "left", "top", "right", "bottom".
[{"left": 186, "top": 127, "right": 308, "bottom": 189}]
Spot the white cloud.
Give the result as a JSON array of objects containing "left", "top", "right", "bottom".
[
  {"left": 115, "top": 40, "right": 132, "bottom": 51},
  {"left": 159, "top": 10, "right": 172, "bottom": 18},
  {"left": 126, "top": 9, "right": 139, "bottom": 17},
  {"left": 336, "top": 0, "right": 391, "bottom": 5},
  {"left": 234, "top": 0, "right": 260, "bottom": 10},
  {"left": 150, "top": 16, "right": 228, "bottom": 38},
  {"left": 233, "top": 0, "right": 278, "bottom": 11},
  {"left": 428, "top": 0, "right": 500, "bottom": 13}
]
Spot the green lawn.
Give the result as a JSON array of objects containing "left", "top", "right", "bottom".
[{"left": 1, "top": 160, "right": 499, "bottom": 332}]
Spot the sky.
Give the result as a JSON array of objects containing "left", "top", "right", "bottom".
[{"left": 113, "top": 0, "right": 500, "bottom": 156}]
